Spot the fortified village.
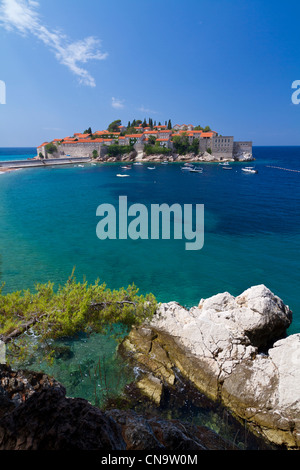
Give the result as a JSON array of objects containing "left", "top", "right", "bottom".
[{"left": 37, "top": 120, "right": 253, "bottom": 162}]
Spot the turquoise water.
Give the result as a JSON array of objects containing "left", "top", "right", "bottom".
[
  {"left": 0, "top": 147, "right": 299, "bottom": 334},
  {"left": 0, "top": 147, "right": 36, "bottom": 161},
  {"left": 1, "top": 146, "right": 299, "bottom": 447}
]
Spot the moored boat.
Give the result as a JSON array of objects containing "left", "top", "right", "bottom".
[
  {"left": 242, "top": 167, "right": 258, "bottom": 174},
  {"left": 189, "top": 166, "right": 203, "bottom": 173}
]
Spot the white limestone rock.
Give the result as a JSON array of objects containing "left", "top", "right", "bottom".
[{"left": 149, "top": 285, "right": 299, "bottom": 447}]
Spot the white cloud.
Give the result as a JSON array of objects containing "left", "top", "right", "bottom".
[
  {"left": 0, "top": 0, "right": 108, "bottom": 87},
  {"left": 138, "top": 105, "right": 159, "bottom": 115},
  {"left": 112, "top": 97, "right": 125, "bottom": 109}
]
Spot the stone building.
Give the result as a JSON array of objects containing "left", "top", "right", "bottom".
[{"left": 37, "top": 124, "right": 252, "bottom": 161}]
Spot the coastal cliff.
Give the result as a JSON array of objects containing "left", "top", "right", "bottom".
[{"left": 120, "top": 285, "right": 300, "bottom": 449}]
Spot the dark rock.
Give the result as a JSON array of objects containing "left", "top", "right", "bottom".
[
  {"left": 0, "top": 365, "right": 234, "bottom": 451},
  {"left": 0, "top": 387, "right": 125, "bottom": 450}
]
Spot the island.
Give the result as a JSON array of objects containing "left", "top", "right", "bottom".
[{"left": 36, "top": 119, "right": 254, "bottom": 164}]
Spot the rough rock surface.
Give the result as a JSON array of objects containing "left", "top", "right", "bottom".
[
  {"left": 121, "top": 285, "right": 299, "bottom": 449},
  {"left": 0, "top": 365, "right": 234, "bottom": 451},
  {"left": 234, "top": 152, "right": 253, "bottom": 161},
  {"left": 96, "top": 151, "right": 251, "bottom": 163}
]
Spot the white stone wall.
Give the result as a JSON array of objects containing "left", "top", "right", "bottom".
[
  {"left": 233, "top": 141, "right": 253, "bottom": 156},
  {"left": 60, "top": 142, "right": 103, "bottom": 158}
]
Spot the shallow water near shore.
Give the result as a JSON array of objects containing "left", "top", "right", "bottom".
[{"left": 17, "top": 331, "right": 274, "bottom": 450}]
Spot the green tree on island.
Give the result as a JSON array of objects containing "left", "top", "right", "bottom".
[
  {"left": 148, "top": 135, "right": 157, "bottom": 146},
  {"left": 107, "top": 120, "right": 122, "bottom": 132},
  {"left": 45, "top": 143, "right": 57, "bottom": 155},
  {"left": 172, "top": 135, "right": 200, "bottom": 155}
]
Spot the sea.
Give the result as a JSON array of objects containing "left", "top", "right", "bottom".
[{"left": 0, "top": 146, "right": 299, "bottom": 447}]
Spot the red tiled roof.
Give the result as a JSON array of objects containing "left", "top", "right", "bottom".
[
  {"left": 37, "top": 142, "right": 49, "bottom": 148},
  {"left": 201, "top": 132, "right": 214, "bottom": 138},
  {"left": 157, "top": 138, "right": 169, "bottom": 142}
]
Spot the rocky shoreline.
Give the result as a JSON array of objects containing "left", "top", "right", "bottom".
[
  {"left": 0, "top": 284, "right": 298, "bottom": 450},
  {"left": 120, "top": 285, "right": 300, "bottom": 449},
  {"left": 0, "top": 365, "right": 239, "bottom": 450},
  {"left": 95, "top": 150, "right": 254, "bottom": 163}
]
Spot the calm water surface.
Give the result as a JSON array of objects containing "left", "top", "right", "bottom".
[
  {"left": 1, "top": 146, "right": 299, "bottom": 331},
  {"left": 0, "top": 146, "right": 299, "bottom": 447}
]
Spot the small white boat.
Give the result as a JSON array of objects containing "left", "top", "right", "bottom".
[
  {"left": 161, "top": 161, "right": 168, "bottom": 165},
  {"left": 117, "top": 174, "right": 130, "bottom": 177},
  {"left": 133, "top": 162, "right": 142, "bottom": 165},
  {"left": 121, "top": 165, "right": 132, "bottom": 170},
  {"left": 78, "top": 164, "right": 84, "bottom": 168},
  {"left": 222, "top": 166, "right": 233, "bottom": 170},
  {"left": 181, "top": 167, "right": 191, "bottom": 171},
  {"left": 189, "top": 167, "right": 203, "bottom": 173},
  {"left": 242, "top": 167, "right": 258, "bottom": 174},
  {"left": 147, "top": 167, "right": 156, "bottom": 170}
]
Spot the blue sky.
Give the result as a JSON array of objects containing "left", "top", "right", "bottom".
[{"left": 0, "top": 0, "right": 300, "bottom": 147}]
